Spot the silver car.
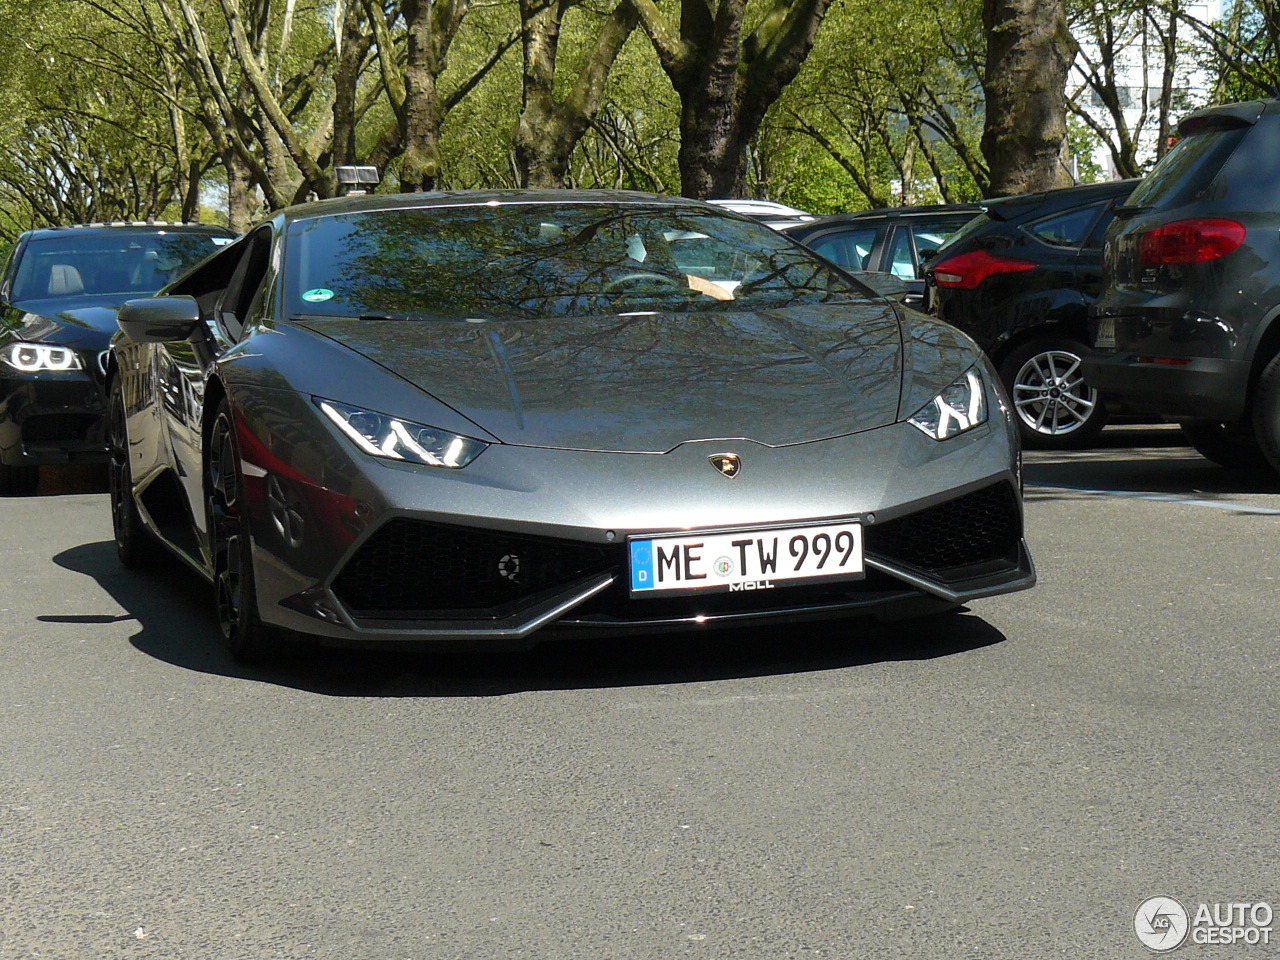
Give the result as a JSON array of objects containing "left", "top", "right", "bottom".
[{"left": 108, "top": 191, "right": 1034, "bottom": 661}]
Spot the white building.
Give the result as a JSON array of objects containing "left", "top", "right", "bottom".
[{"left": 1070, "top": 0, "right": 1222, "bottom": 179}]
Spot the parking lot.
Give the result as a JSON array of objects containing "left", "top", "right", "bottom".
[{"left": 2, "top": 425, "right": 1277, "bottom": 959}]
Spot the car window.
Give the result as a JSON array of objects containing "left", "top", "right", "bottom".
[
  {"left": 910, "top": 220, "right": 971, "bottom": 263},
  {"left": 1126, "top": 125, "right": 1248, "bottom": 210},
  {"left": 283, "top": 205, "right": 872, "bottom": 321},
  {"left": 887, "top": 229, "right": 916, "bottom": 279},
  {"left": 808, "top": 226, "right": 880, "bottom": 272},
  {"left": 9, "top": 230, "right": 232, "bottom": 302},
  {"left": 1025, "top": 203, "right": 1105, "bottom": 248}
]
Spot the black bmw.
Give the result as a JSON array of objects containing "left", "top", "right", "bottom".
[{"left": 0, "top": 222, "right": 235, "bottom": 494}]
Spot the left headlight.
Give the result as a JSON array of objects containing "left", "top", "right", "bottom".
[
  {"left": 315, "top": 397, "right": 489, "bottom": 469},
  {"left": 908, "top": 366, "right": 988, "bottom": 440},
  {"left": 1, "top": 343, "right": 84, "bottom": 372}
]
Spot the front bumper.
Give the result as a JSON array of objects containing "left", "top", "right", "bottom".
[
  {"left": 0, "top": 359, "right": 110, "bottom": 467},
  {"left": 238, "top": 409, "right": 1035, "bottom": 649}
]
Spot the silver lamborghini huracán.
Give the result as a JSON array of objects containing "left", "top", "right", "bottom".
[{"left": 108, "top": 191, "right": 1035, "bottom": 661}]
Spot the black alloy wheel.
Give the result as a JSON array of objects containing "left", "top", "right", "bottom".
[
  {"left": 206, "top": 400, "right": 286, "bottom": 662},
  {"left": 107, "top": 381, "right": 160, "bottom": 566},
  {"left": 999, "top": 337, "right": 1108, "bottom": 449},
  {"left": 0, "top": 461, "right": 38, "bottom": 496}
]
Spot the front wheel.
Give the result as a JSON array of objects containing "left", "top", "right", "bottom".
[
  {"left": 206, "top": 400, "right": 288, "bottom": 663},
  {"left": 999, "top": 338, "right": 1108, "bottom": 449}
]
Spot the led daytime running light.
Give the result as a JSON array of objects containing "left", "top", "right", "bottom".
[
  {"left": 908, "top": 367, "right": 989, "bottom": 440},
  {"left": 2, "top": 343, "right": 84, "bottom": 372},
  {"left": 315, "top": 398, "right": 488, "bottom": 469}
]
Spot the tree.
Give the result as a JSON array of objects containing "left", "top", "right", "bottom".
[
  {"left": 981, "top": 0, "right": 1076, "bottom": 195},
  {"left": 629, "top": 0, "right": 835, "bottom": 198},
  {"left": 513, "top": 0, "right": 637, "bottom": 188}
]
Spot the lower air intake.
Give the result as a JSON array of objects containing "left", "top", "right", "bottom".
[{"left": 331, "top": 520, "right": 616, "bottom": 619}]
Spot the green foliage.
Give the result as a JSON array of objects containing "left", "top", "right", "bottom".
[{"left": 0, "top": 0, "right": 1268, "bottom": 229}]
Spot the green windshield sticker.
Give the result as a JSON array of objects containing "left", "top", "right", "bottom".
[{"left": 302, "top": 288, "right": 334, "bottom": 303}]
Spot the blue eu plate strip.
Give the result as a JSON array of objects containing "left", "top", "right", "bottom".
[{"left": 630, "top": 540, "right": 654, "bottom": 591}]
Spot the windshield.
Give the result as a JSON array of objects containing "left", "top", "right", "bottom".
[
  {"left": 11, "top": 230, "right": 233, "bottom": 302},
  {"left": 283, "top": 203, "right": 870, "bottom": 321}
]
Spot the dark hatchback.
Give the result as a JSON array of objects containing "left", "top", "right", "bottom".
[
  {"left": 783, "top": 204, "right": 980, "bottom": 310},
  {"left": 925, "top": 179, "right": 1140, "bottom": 448},
  {"left": 0, "top": 223, "right": 235, "bottom": 494},
  {"left": 1085, "top": 99, "right": 1280, "bottom": 471}
]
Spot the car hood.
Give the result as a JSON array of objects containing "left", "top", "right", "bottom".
[
  {"left": 2, "top": 295, "right": 128, "bottom": 348},
  {"left": 296, "top": 303, "right": 904, "bottom": 453}
]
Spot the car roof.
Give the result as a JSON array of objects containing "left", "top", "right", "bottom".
[
  {"left": 781, "top": 203, "right": 981, "bottom": 236},
  {"left": 984, "top": 178, "right": 1140, "bottom": 220},
  {"left": 22, "top": 222, "right": 237, "bottom": 241},
  {"left": 276, "top": 189, "right": 724, "bottom": 224}
]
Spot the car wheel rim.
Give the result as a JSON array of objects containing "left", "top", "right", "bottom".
[
  {"left": 208, "top": 415, "right": 243, "bottom": 642},
  {"left": 1011, "top": 350, "right": 1098, "bottom": 436}
]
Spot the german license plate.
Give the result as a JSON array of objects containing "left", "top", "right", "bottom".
[{"left": 629, "top": 522, "right": 863, "bottom": 597}]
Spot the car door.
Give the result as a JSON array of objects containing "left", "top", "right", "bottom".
[
  {"left": 157, "top": 227, "right": 275, "bottom": 544},
  {"left": 885, "top": 217, "right": 978, "bottom": 310}
]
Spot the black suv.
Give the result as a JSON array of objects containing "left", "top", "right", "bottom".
[
  {"left": 925, "top": 179, "right": 1139, "bottom": 448},
  {"left": 1084, "top": 100, "right": 1280, "bottom": 471},
  {"left": 0, "top": 223, "right": 236, "bottom": 494},
  {"left": 783, "top": 204, "right": 980, "bottom": 310}
]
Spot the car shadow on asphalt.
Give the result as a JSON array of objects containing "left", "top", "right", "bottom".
[
  {"left": 47, "top": 540, "right": 1008, "bottom": 697},
  {"left": 1024, "top": 426, "right": 1280, "bottom": 502}
]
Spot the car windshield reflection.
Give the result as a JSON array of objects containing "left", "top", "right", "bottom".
[{"left": 283, "top": 204, "right": 871, "bottom": 321}]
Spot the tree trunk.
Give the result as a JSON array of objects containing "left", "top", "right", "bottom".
[
  {"left": 514, "top": 0, "right": 637, "bottom": 189},
  {"left": 630, "top": 0, "right": 833, "bottom": 200},
  {"left": 400, "top": 0, "right": 443, "bottom": 191},
  {"left": 226, "top": 152, "right": 254, "bottom": 233},
  {"left": 980, "top": 0, "right": 1075, "bottom": 196}
]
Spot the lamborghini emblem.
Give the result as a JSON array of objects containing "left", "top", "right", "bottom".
[{"left": 709, "top": 453, "right": 741, "bottom": 479}]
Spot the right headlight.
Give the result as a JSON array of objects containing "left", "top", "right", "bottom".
[
  {"left": 315, "top": 397, "right": 489, "bottom": 468},
  {"left": 908, "top": 366, "right": 988, "bottom": 440},
  {"left": 1, "top": 343, "right": 84, "bottom": 372}
]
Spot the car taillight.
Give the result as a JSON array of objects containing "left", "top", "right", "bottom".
[
  {"left": 1138, "top": 219, "right": 1245, "bottom": 266},
  {"left": 931, "top": 250, "right": 1037, "bottom": 289}
]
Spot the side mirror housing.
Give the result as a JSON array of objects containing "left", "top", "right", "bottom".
[
  {"left": 859, "top": 271, "right": 910, "bottom": 303},
  {"left": 117, "top": 296, "right": 203, "bottom": 343}
]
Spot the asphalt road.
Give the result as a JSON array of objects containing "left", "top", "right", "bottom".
[{"left": 2, "top": 426, "right": 1277, "bottom": 959}]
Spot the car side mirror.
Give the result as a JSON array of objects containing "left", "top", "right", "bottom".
[
  {"left": 117, "top": 296, "right": 203, "bottom": 343},
  {"left": 860, "top": 271, "right": 910, "bottom": 303}
]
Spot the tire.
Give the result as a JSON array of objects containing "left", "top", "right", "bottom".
[
  {"left": 206, "top": 400, "right": 288, "bottom": 663},
  {"left": 1251, "top": 350, "right": 1280, "bottom": 474},
  {"left": 1180, "top": 421, "right": 1269, "bottom": 471},
  {"left": 999, "top": 337, "right": 1108, "bottom": 449},
  {"left": 107, "top": 381, "right": 162, "bottom": 567},
  {"left": 0, "top": 462, "right": 38, "bottom": 496}
]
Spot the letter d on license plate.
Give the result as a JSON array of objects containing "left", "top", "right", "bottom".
[{"left": 629, "top": 522, "right": 863, "bottom": 597}]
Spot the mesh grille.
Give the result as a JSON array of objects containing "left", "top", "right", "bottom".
[
  {"left": 331, "top": 520, "right": 616, "bottom": 619},
  {"left": 864, "top": 481, "right": 1021, "bottom": 574}
]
